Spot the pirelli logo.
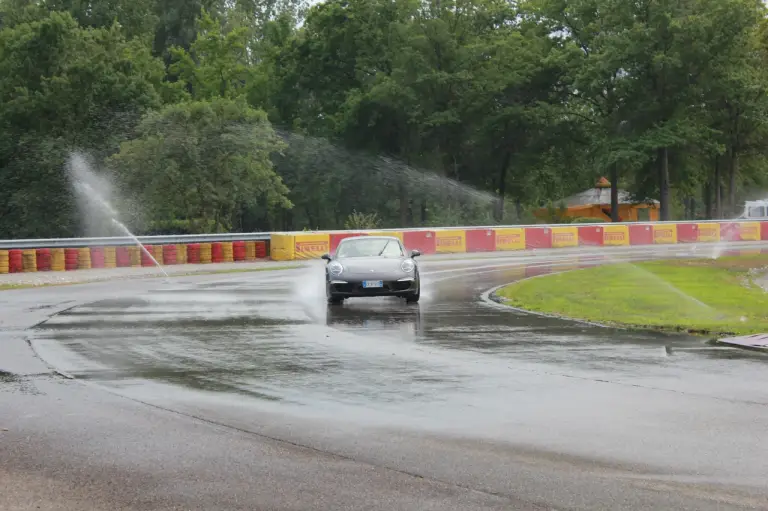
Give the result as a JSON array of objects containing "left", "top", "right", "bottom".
[
  {"left": 295, "top": 241, "right": 329, "bottom": 253},
  {"left": 497, "top": 234, "right": 521, "bottom": 244},
  {"left": 553, "top": 232, "right": 574, "bottom": 243},
  {"left": 655, "top": 229, "right": 674, "bottom": 239},
  {"left": 699, "top": 227, "right": 717, "bottom": 236},
  {"left": 437, "top": 236, "right": 463, "bottom": 247},
  {"left": 604, "top": 231, "right": 626, "bottom": 241}
]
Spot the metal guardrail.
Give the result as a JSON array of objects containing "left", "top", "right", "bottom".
[
  {"left": 0, "top": 232, "right": 271, "bottom": 249},
  {"left": 0, "top": 217, "right": 760, "bottom": 249}
]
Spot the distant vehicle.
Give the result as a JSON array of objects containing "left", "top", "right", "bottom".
[
  {"left": 321, "top": 236, "right": 421, "bottom": 305},
  {"left": 740, "top": 200, "right": 768, "bottom": 220}
]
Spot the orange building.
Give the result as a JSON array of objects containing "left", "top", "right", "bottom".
[{"left": 535, "top": 177, "right": 659, "bottom": 222}]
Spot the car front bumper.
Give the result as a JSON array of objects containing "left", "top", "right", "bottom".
[{"left": 328, "top": 277, "right": 418, "bottom": 297}]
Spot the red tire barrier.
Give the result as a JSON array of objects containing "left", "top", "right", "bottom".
[
  {"left": 64, "top": 248, "right": 79, "bottom": 271},
  {"left": 577, "top": 225, "right": 603, "bottom": 246},
  {"left": 90, "top": 247, "right": 105, "bottom": 268},
  {"left": 232, "top": 241, "right": 246, "bottom": 261},
  {"left": 211, "top": 242, "right": 224, "bottom": 263},
  {"left": 36, "top": 248, "right": 51, "bottom": 271},
  {"left": 403, "top": 230, "right": 436, "bottom": 255},
  {"left": 677, "top": 223, "right": 698, "bottom": 243},
  {"left": 524, "top": 227, "right": 552, "bottom": 249},
  {"left": 116, "top": 247, "right": 131, "bottom": 267},
  {"left": 255, "top": 241, "right": 267, "bottom": 258},
  {"left": 140, "top": 245, "right": 156, "bottom": 267},
  {"left": 8, "top": 249, "right": 22, "bottom": 273},
  {"left": 629, "top": 224, "right": 653, "bottom": 245},
  {"left": 187, "top": 243, "right": 201, "bottom": 264},
  {"left": 163, "top": 245, "right": 177, "bottom": 265},
  {"left": 465, "top": 229, "right": 496, "bottom": 252}
]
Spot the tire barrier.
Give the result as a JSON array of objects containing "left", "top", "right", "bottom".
[
  {"left": 0, "top": 249, "right": 9, "bottom": 274},
  {"left": 187, "top": 243, "right": 201, "bottom": 264},
  {"left": 163, "top": 245, "right": 177, "bottom": 265},
  {"left": 222, "top": 241, "right": 234, "bottom": 263},
  {"left": 36, "top": 248, "right": 51, "bottom": 272},
  {"left": 5, "top": 220, "right": 768, "bottom": 273},
  {"left": 64, "top": 248, "right": 79, "bottom": 271},
  {"left": 90, "top": 247, "right": 105, "bottom": 269},
  {"left": 51, "top": 248, "right": 65, "bottom": 271},
  {"left": 116, "top": 247, "right": 131, "bottom": 267},
  {"left": 199, "top": 243, "right": 212, "bottom": 263},
  {"left": 176, "top": 244, "right": 188, "bottom": 264},
  {"left": 140, "top": 246, "right": 156, "bottom": 267},
  {"left": 255, "top": 240, "right": 267, "bottom": 258},
  {"left": 78, "top": 247, "right": 92, "bottom": 270},
  {"left": 128, "top": 246, "right": 141, "bottom": 267},
  {"left": 233, "top": 241, "right": 247, "bottom": 261},
  {"left": 152, "top": 245, "right": 164, "bottom": 265},
  {"left": 244, "top": 241, "right": 256, "bottom": 261},
  {"left": 104, "top": 246, "right": 117, "bottom": 268},
  {"left": 22, "top": 250, "right": 37, "bottom": 272},
  {"left": 211, "top": 242, "right": 224, "bottom": 263}
]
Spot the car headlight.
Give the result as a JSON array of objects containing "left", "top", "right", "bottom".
[
  {"left": 401, "top": 259, "right": 415, "bottom": 273},
  {"left": 328, "top": 261, "right": 344, "bottom": 276}
]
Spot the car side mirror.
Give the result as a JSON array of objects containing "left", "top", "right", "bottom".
[
  {"left": 410, "top": 249, "right": 421, "bottom": 258},
  {"left": 321, "top": 253, "right": 331, "bottom": 262}
]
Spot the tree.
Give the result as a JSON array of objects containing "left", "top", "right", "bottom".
[
  {"left": 108, "top": 97, "right": 293, "bottom": 233},
  {"left": 0, "top": 10, "right": 167, "bottom": 238}
]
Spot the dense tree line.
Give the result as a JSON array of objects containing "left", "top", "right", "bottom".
[{"left": 1, "top": 0, "right": 767, "bottom": 237}]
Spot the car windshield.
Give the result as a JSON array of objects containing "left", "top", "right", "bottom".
[{"left": 336, "top": 238, "right": 403, "bottom": 258}]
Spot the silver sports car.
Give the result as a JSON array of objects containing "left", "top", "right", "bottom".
[{"left": 321, "top": 235, "right": 421, "bottom": 305}]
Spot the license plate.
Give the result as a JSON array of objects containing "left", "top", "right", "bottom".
[{"left": 362, "top": 280, "right": 383, "bottom": 288}]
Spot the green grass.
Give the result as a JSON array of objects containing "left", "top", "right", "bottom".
[{"left": 495, "top": 255, "right": 768, "bottom": 336}]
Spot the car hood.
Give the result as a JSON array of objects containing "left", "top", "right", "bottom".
[{"left": 336, "top": 257, "right": 408, "bottom": 275}]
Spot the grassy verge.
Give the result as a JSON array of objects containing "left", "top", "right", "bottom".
[
  {"left": 0, "top": 264, "right": 302, "bottom": 291},
  {"left": 495, "top": 255, "right": 768, "bottom": 336}
]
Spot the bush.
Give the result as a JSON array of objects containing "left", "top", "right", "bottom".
[{"left": 344, "top": 210, "right": 381, "bottom": 229}]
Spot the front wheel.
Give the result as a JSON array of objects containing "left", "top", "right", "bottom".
[{"left": 405, "top": 283, "right": 420, "bottom": 304}]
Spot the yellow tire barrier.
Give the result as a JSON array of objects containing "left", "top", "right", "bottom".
[
  {"left": 0, "top": 249, "right": 9, "bottom": 274},
  {"left": 104, "top": 246, "right": 117, "bottom": 268},
  {"left": 176, "top": 244, "right": 188, "bottom": 264},
  {"left": 51, "top": 248, "right": 65, "bottom": 271},
  {"left": 22, "top": 249, "right": 37, "bottom": 272},
  {"left": 152, "top": 245, "right": 164, "bottom": 265},
  {"left": 78, "top": 247, "right": 92, "bottom": 270},
  {"left": 245, "top": 241, "right": 257, "bottom": 261},
  {"left": 222, "top": 241, "right": 234, "bottom": 262},
  {"left": 128, "top": 246, "right": 141, "bottom": 267},
  {"left": 200, "top": 243, "right": 212, "bottom": 263}
]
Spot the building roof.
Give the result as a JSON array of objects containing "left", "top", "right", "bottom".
[{"left": 563, "top": 178, "right": 659, "bottom": 207}]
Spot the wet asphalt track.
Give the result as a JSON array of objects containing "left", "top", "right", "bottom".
[{"left": 2, "top": 245, "right": 768, "bottom": 510}]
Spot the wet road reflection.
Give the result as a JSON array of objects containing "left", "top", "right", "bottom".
[{"left": 27, "top": 254, "right": 768, "bottom": 482}]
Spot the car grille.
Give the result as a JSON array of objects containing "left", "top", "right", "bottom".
[{"left": 332, "top": 281, "right": 413, "bottom": 293}]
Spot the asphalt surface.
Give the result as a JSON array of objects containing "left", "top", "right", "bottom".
[{"left": 2, "top": 244, "right": 768, "bottom": 510}]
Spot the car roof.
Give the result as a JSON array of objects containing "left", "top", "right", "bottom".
[{"left": 340, "top": 235, "right": 401, "bottom": 242}]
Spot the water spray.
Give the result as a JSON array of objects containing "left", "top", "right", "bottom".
[{"left": 67, "top": 152, "right": 170, "bottom": 280}]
